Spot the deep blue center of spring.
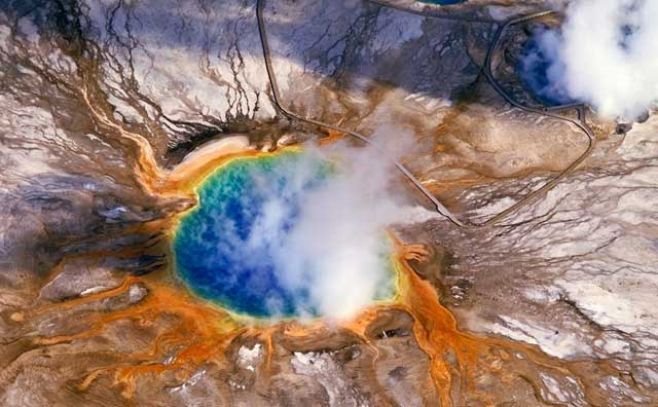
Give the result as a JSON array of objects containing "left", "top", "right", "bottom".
[{"left": 173, "top": 152, "right": 327, "bottom": 317}]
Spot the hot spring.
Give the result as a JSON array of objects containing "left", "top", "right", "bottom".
[
  {"left": 173, "top": 150, "right": 395, "bottom": 319},
  {"left": 517, "top": 33, "right": 580, "bottom": 107}
]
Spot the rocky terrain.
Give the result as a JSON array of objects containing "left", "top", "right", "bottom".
[{"left": 0, "top": 0, "right": 656, "bottom": 405}]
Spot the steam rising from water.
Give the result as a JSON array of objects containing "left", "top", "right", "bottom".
[
  {"left": 177, "top": 127, "right": 430, "bottom": 321},
  {"left": 273, "top": 131, "right": 415, "bottom": 320},
  {"left": 521, "top": 0, "right": 658, "bottom": 119}
]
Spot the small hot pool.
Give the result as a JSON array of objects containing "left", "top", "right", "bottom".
[
  {"left": 173, "top": 151, "right": 394, "bottom": 318},
  {"left": 517, "top": 35, "right": 580, "bottom": 107}
]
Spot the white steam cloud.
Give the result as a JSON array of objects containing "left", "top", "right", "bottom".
[
  {"left": 247, "top": 127, "right": 430, "bottom": 321},
  {"left": 524, "top": 0, "right": 658, "bottom": 119}
]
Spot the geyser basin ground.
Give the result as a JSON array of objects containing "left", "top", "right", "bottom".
[
  {"left": 419, "top": 0, "right": 466, "bottom": 4},
  {"left": 173, "top": 150, "right": 394, "bottom": 318}
]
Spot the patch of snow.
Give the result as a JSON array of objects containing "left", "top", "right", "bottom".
[
  {"left": 80, "top": 286, "right": 109, "bottom": 297},
  {"left": 372, "top": 10, "right": 423, "bottom": 53},
  {"left": 490, "top": 316, "right": 592, "bottom": 358},
  {"left": 555, "top": 267, "right": 658, "bottom": 334},
  {"left": 292, "top": 351, "right": 360, "bottom": 407},
  {"left": 128, "top": 284, "right": 147, "bottom": 303},
  {"left": 599, "top": 376, "right": 650, "bottom": 404},
  {"left": 237, "top": 343, "right": 262, "bottom": 372},
  {"left": 472, "top": 197, "right": 517, "bottom": 218},
  {"left": 539, "top": 373, "right": 586, "bottom": 407},
  {"left": 523, "top": 286, "right": 561, "bottom": 303},
  {"left": 170, "top": 369, "right": 207, "bottom": 394}
]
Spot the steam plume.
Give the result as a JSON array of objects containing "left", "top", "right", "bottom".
[
  {"left": 248, "top": 127, "right": 422, "bottom": 321},
  {"left": 521, "top": 0, "right": 658, "bottom": 119}
]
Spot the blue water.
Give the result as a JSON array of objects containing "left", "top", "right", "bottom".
[
  {"left": 517, "top": 36, "right": 579, "bottom": 107},
  {"left": 173, "top": 152, "right": 329, "bottom": 317}
]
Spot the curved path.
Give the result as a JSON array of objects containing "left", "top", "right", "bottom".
[
  {"left": 476, "top": 10, "right": 595, "bottom": 226},
  {"left": 256, "top": 0, "right": 596, "bottom": 229}
]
